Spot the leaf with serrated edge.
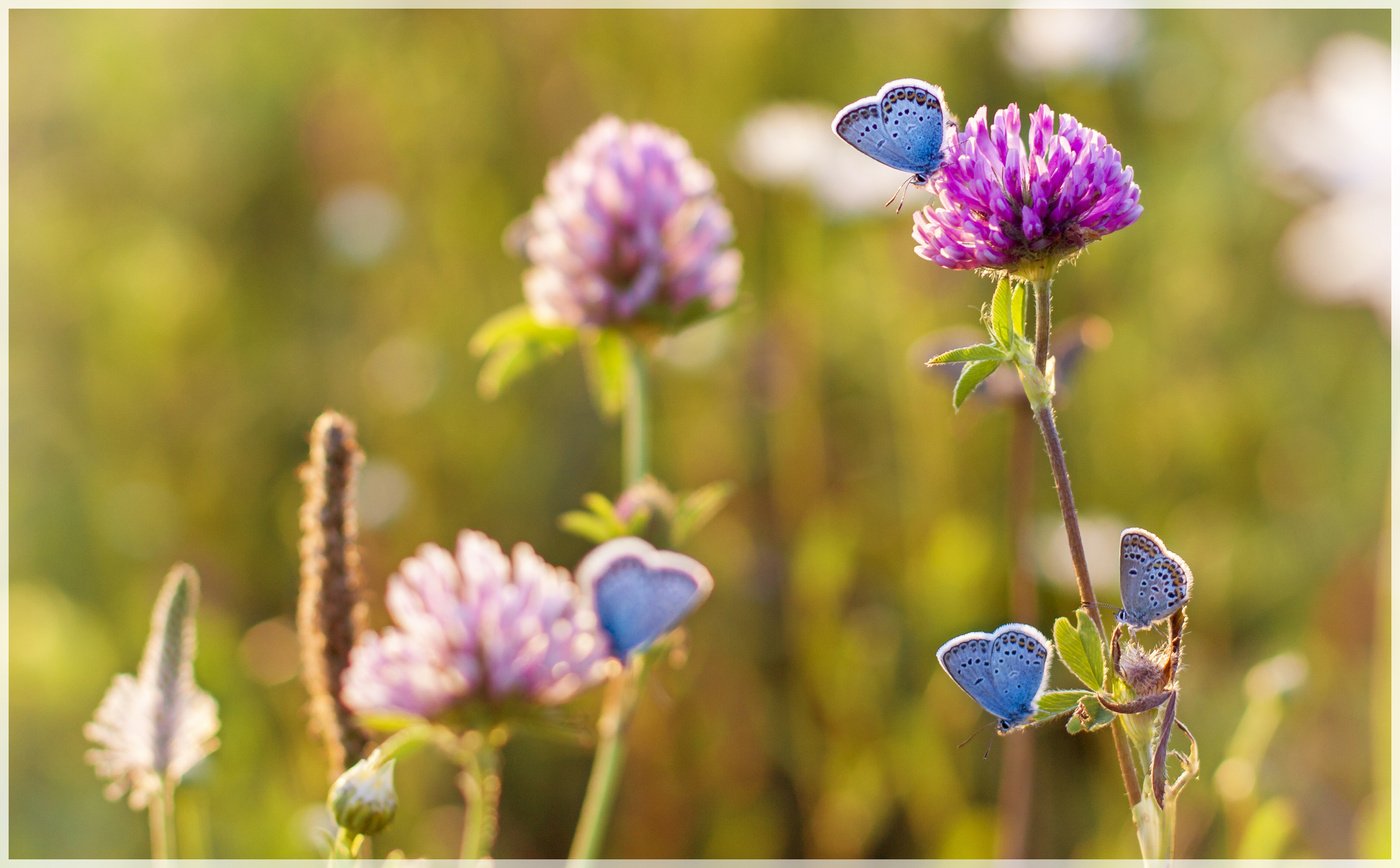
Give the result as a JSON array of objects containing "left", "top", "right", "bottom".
[
  {"left": 953, "top": 359, "right": 1001, "bottom": 410},
  {"left": 927, "top": 343, "right": 1007, "bottom": 366}
]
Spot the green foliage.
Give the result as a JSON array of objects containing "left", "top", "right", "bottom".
[
  {"left": 953, "top": 359, "right": 1001, "bottom": 410},
  {"left": 1031, "top": 689, "right": 1091, "bottom": 722},
  {"left": 560, "top": 479, "right": 732, "bottom": 546},
  {"left": 470, "top": 305, "right": 578, "bottom": 400},
  {"left": 925, "top": 344, "right": 1007, "bottom": 366},
  {"left": 580, "top": 328, "right": 629, "bottom": 420},
  {"left": 1066, "top": 695, "right": 1116, "bottom": 734},
  {"left": 559, "top": 491, "right": 649, "bottom": 544},
  {"left": 1053, "top": 612, "right": 1106, "bottom": 690},
  {"left": 671, "top": 481, "right": 734, "bottom": 546}
]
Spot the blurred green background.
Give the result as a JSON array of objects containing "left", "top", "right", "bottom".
[{"left": 9, "top": 8, "right": 1391, "bottom": 859}]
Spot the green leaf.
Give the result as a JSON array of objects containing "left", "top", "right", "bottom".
[
  {"left": 374, "top": 721, "right": 443, "bottom": 762},
  {"left": 559, "top": 510, "right": 621, "bottom": 544},
  {"left": 671, "top": 480, "right": 734, "bottom": 545},
  {"left": 354, "top": 711, "right": 427, "bottom": 735},
  {"left": 1031, "top": 689, "right": 1092, "bottom": 721},
  {"left": 953, "top": 359, "right": 1001, "bottom": 410},
  {"left": 1054, "top": 615, "right": 1102, "bottom": 689},
  {"left": 926, "top": 343, "right": 1008, "bottom": 366},
  {"left": 580, "top": 328, "right": 628, "bottom": 419},
  {"left": 1076, "top": 609, "right": 1106, "bottom": 687},
  {"left": 582, "top": 492, "right": 620, "bottom": 519},
  {"left": 1066, "top": 695, "right": 1116, "bottom": 734},
  {"left": 476, "top": 339, "right": 549, "bottom": 400},
  {"left": 990, "top": 278, "right": 1013, "bottom": 346},
  {"left": 472, "top": 306, "right": 578, "bottom": 399}
]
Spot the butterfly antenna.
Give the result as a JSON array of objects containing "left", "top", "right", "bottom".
[
  {"left": 885, "top": 175, "right": 917, "bottom": 213},
  {"left": 957, "top": 721, "right": 994, "bottom": 750}
]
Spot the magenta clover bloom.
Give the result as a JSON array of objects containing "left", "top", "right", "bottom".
[
  {"left": 912, "top": 103, "right": 1141, "bottom": 278},
  {"left": 342, "top": 530, "right": 616, "bottom": 721},
  {"left": 521, "top": 116, "right": 742, "bottom": 332}
]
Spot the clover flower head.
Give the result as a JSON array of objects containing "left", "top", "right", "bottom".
[
  {"left": 521, "top": 115, "right": 742, "bottom": 331},
  {"left": 912, "top": 103, "right": 1141, "bottom": 278},
  {"left": 342, "top": 530, "right": 616, "bottom": 720}
]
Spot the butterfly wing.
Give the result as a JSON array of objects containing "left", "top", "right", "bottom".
[
  {"left": 988, "top": 623, "right": 1053, "bottom": 727},
  {"left": 833, "top": 96, "right": 922, "bottom": 174},
  {"left": 592, "top": 555, "right": 706, "bottom": 657},
  {"left": 937, "top": 632, "right": 1015, "bottom": 722},
  {"left": 1118, "top": 528, "right": 1193, "bottom": 628},
  {"left": 874, "top": 78, "right": 947, "bottom": 178}
]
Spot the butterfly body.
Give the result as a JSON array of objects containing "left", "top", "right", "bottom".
[
  {"left": 1117, "top": 528, "right": 1193, "bottom": 630},
  {"left": 832, "top": 78, "right": 949, "bottom": 186},
  {"left": 937, "top": 623, "right": 1053, "bottom": 733}
]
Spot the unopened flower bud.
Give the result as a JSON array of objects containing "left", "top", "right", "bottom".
[{"left": 329, "top": 754, "right": 397, "bottom": 836}]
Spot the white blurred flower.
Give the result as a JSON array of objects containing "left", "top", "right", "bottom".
[
  {"left": 318, "top": 182, "right": 405, "bottom": 266},
  {"left": 1248, "top": 34, "right": 1390, "bottom": 321},
  {"left": 1002, "top": 9, "right": 1143, "bottom": 76},
  {"left": 732, "top": 103, "right": 911, "bottom": 218},
  {"left": 1032, "top": 513, "right": 1125, "bottom": 596}
]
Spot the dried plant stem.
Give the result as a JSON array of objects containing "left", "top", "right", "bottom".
[
  {"left": 1028, "top": 279, "right": 1144, "bottom": 815},
  {"left": 298, "top": 411, "right": 370, "bottom": 780}
]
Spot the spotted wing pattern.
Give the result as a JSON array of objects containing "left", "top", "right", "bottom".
[
  {"left": 1118, "top": 528, "right": 1194, "bottom": 629},
  {"left": 833, "top": 78, "right": 947, "bottom": 180},
  {"left": 938, "top": 623, "right": 1052, "bottom": 731}
]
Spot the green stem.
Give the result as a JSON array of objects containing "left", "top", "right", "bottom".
[
  {"left": 148, "top": 781, "right": 170, "bottom": 862},
  {"left": 622, "top": 338, "right": 652, "bottom": 488},
  {"left": 459, "top": 731, "right": 503, "bottom": 860},
  {"left": 569, "top": 657, "right": 647, "bottom": 860},
  {"left": 330, "top": 828, "right": 359, "bottom": 864}
]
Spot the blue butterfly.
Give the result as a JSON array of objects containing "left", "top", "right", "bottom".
[
  {"left": 937, "top": 623, "right": 1053, "bottom": 733},
  {"left": 577, "top": 537, "right": 713, "bottom": 658},
  {"left": 1117, "top": 528, "right": 1193, "bottom": 630},
  {"left": 832, "top": 78, "right": 950, "bottom": 207}
]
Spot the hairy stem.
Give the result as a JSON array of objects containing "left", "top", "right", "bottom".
[
  {"left": 1034, "top": 279, "right": 1052, "bottom": 372},
  {"left": 459, "top": 733, "right": 503, "bottom": 860},
  {"left": 1028, "top": 279, "right": 1145, "bottom": 817}
]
